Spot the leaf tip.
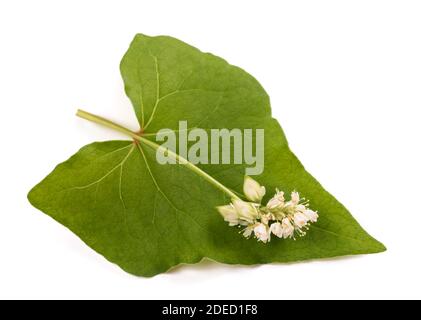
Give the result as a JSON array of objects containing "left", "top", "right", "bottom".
[
  {"left": 364, "top": 236, "right": 387, "bottom": 254},
  {"left": 374, "top": 240, "right": 387, "bottom": 253},
  {"left": 27, "top": 185, "right": 39, "bottom": 209}
]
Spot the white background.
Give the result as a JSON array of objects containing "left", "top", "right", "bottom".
[{"left": 0, "top": 0, "right": 420, "bottom": 300}]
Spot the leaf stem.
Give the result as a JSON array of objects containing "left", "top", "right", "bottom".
[
  {"left": 76, "top": 109, "right": 240, "bottom": 200},
  {"left": 76, "top": 110, "right": 139, "bottom": 140}
]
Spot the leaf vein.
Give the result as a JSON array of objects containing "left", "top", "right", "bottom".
[
  {"left": 137, "top": 142, "right": 217, "bottom": 237},
  {"left": 65, "top": 145, "right": 135, "bottom": 192}
]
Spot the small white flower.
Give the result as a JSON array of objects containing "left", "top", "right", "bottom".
[
  {"left": 270, "top": 222, "right": 283, "bottom": 238},
  {"left": 281, "top": 218, "right": 294, "bottom": 239},
  {"left": 261, "top": 214, "right": 271, "bottom": 225},
  {"left": 266, "top": 190, "right": 285, "bottom": 210},
  {"left": 254, "top": 223, "right": 270, "bottom": 243},
  {"left": 296, "top": 204, "right": 307, "bottom": 212},
  {"left": 291, "top": 191, "right": 300, "bottom": 205},
  {"left": 232, "top": 199, "right": 259, "bottom": 223},
  {"left": 242, "top": 225, "right": 254, "bottom": 238},
  {"left": 243, "top": 176, "right": 266, "bottom": 203},
  {"left": 217, "top": 176, "right": 319, "bottom": 244},
  {"left": 304, "top": 209, "right": 319, "bottom": 223},
  {"left": 217, "top": 204, "right": 239, "bottom": 226},
  {"left": 293, "top": 212, "right": 309, "bottom": 228}
]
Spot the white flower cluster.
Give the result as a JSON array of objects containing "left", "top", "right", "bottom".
[{"left": 217, "top": 176, "right": 319, "bottom": 243}]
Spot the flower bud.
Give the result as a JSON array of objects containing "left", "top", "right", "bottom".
[
  {"left": 281, "top": 218, "right": 294, "bottom": 239},
  {"left": 304, "top": 209, "right": 319, "bottom": 223},
  {"left": 243, "top": 176, "right": 266, "bottom": 203},
  {"left": 291, "top": 191, "right": 300, "bottom": 205},
  {"left": 270, "top": 222, "right": 283, "bottom": 238},
  {"left": 217, "top": 204, "right": 239, "bottom": 226},
  {"left": 253, "top": 223, "right": 270, "bottom": 243},
  {"left": 232, "top": 199, "right": 258, "bottom": 223},
  {"left": 266, "top": 190, "right": 285, "bottom": 210},
  {"left": 293, "top": 212, "right": 308, "bottom": 228}
]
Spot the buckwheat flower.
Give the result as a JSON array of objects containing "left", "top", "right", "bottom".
[
  {"left": 242, "top": 225, "right": 255, "bottom": 238},
  {"left": 261, "top": 213, "right": 271, "bottom": 225},
  {"left": 217, "top": 176, "right": 319, "bottom": 243},
  {"left": 266, "top": 189, "right": 285, "bottom": 210},
  {"left": 232, "top": 199, "right": 259, "bottom": 223},
  {"left": 243, "top": 176, "right": 266, "bottom": 203},
  {"left": 296, "top": 204, "right": 307, "bottom": 213},
  {"left": 293, "top": 212, "right": 309, "bottom": 229},
  {"left": 281, "top": 218, "right": 295, "bottom": 239},
  {"left": 254, "top": 223, "right": 270, "bottom": 243},
  {"left": 304, "top": 209, "right": 319, "bottom": 223},
  {"left": 217, "top": 204, "right": 240, "bottom": 226},
  {"left": 291, "top": 191, "right": 300, "bottom": 205},
  {"left": 270, "top": 222, "right": 283, "bottom": 238}
]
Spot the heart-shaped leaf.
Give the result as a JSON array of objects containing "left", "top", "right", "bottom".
[{"left": 28, "top": 34, "right": 385, "bottom": 277}]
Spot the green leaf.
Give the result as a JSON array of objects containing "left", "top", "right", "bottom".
[{"left": 28, "top": 34, "right": 385, "bottom": 277}]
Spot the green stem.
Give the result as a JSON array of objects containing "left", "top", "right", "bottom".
[{"left": 76, "top": 109, "right": 240, "bottom": 200}]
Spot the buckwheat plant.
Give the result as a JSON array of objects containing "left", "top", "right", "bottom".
[{"left": 217, "top": 176, "right": 319, "bottom": 243}]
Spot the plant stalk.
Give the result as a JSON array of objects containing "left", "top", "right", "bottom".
[{"left": 76, "top": 109, "right": 240, "bottom": 200}]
